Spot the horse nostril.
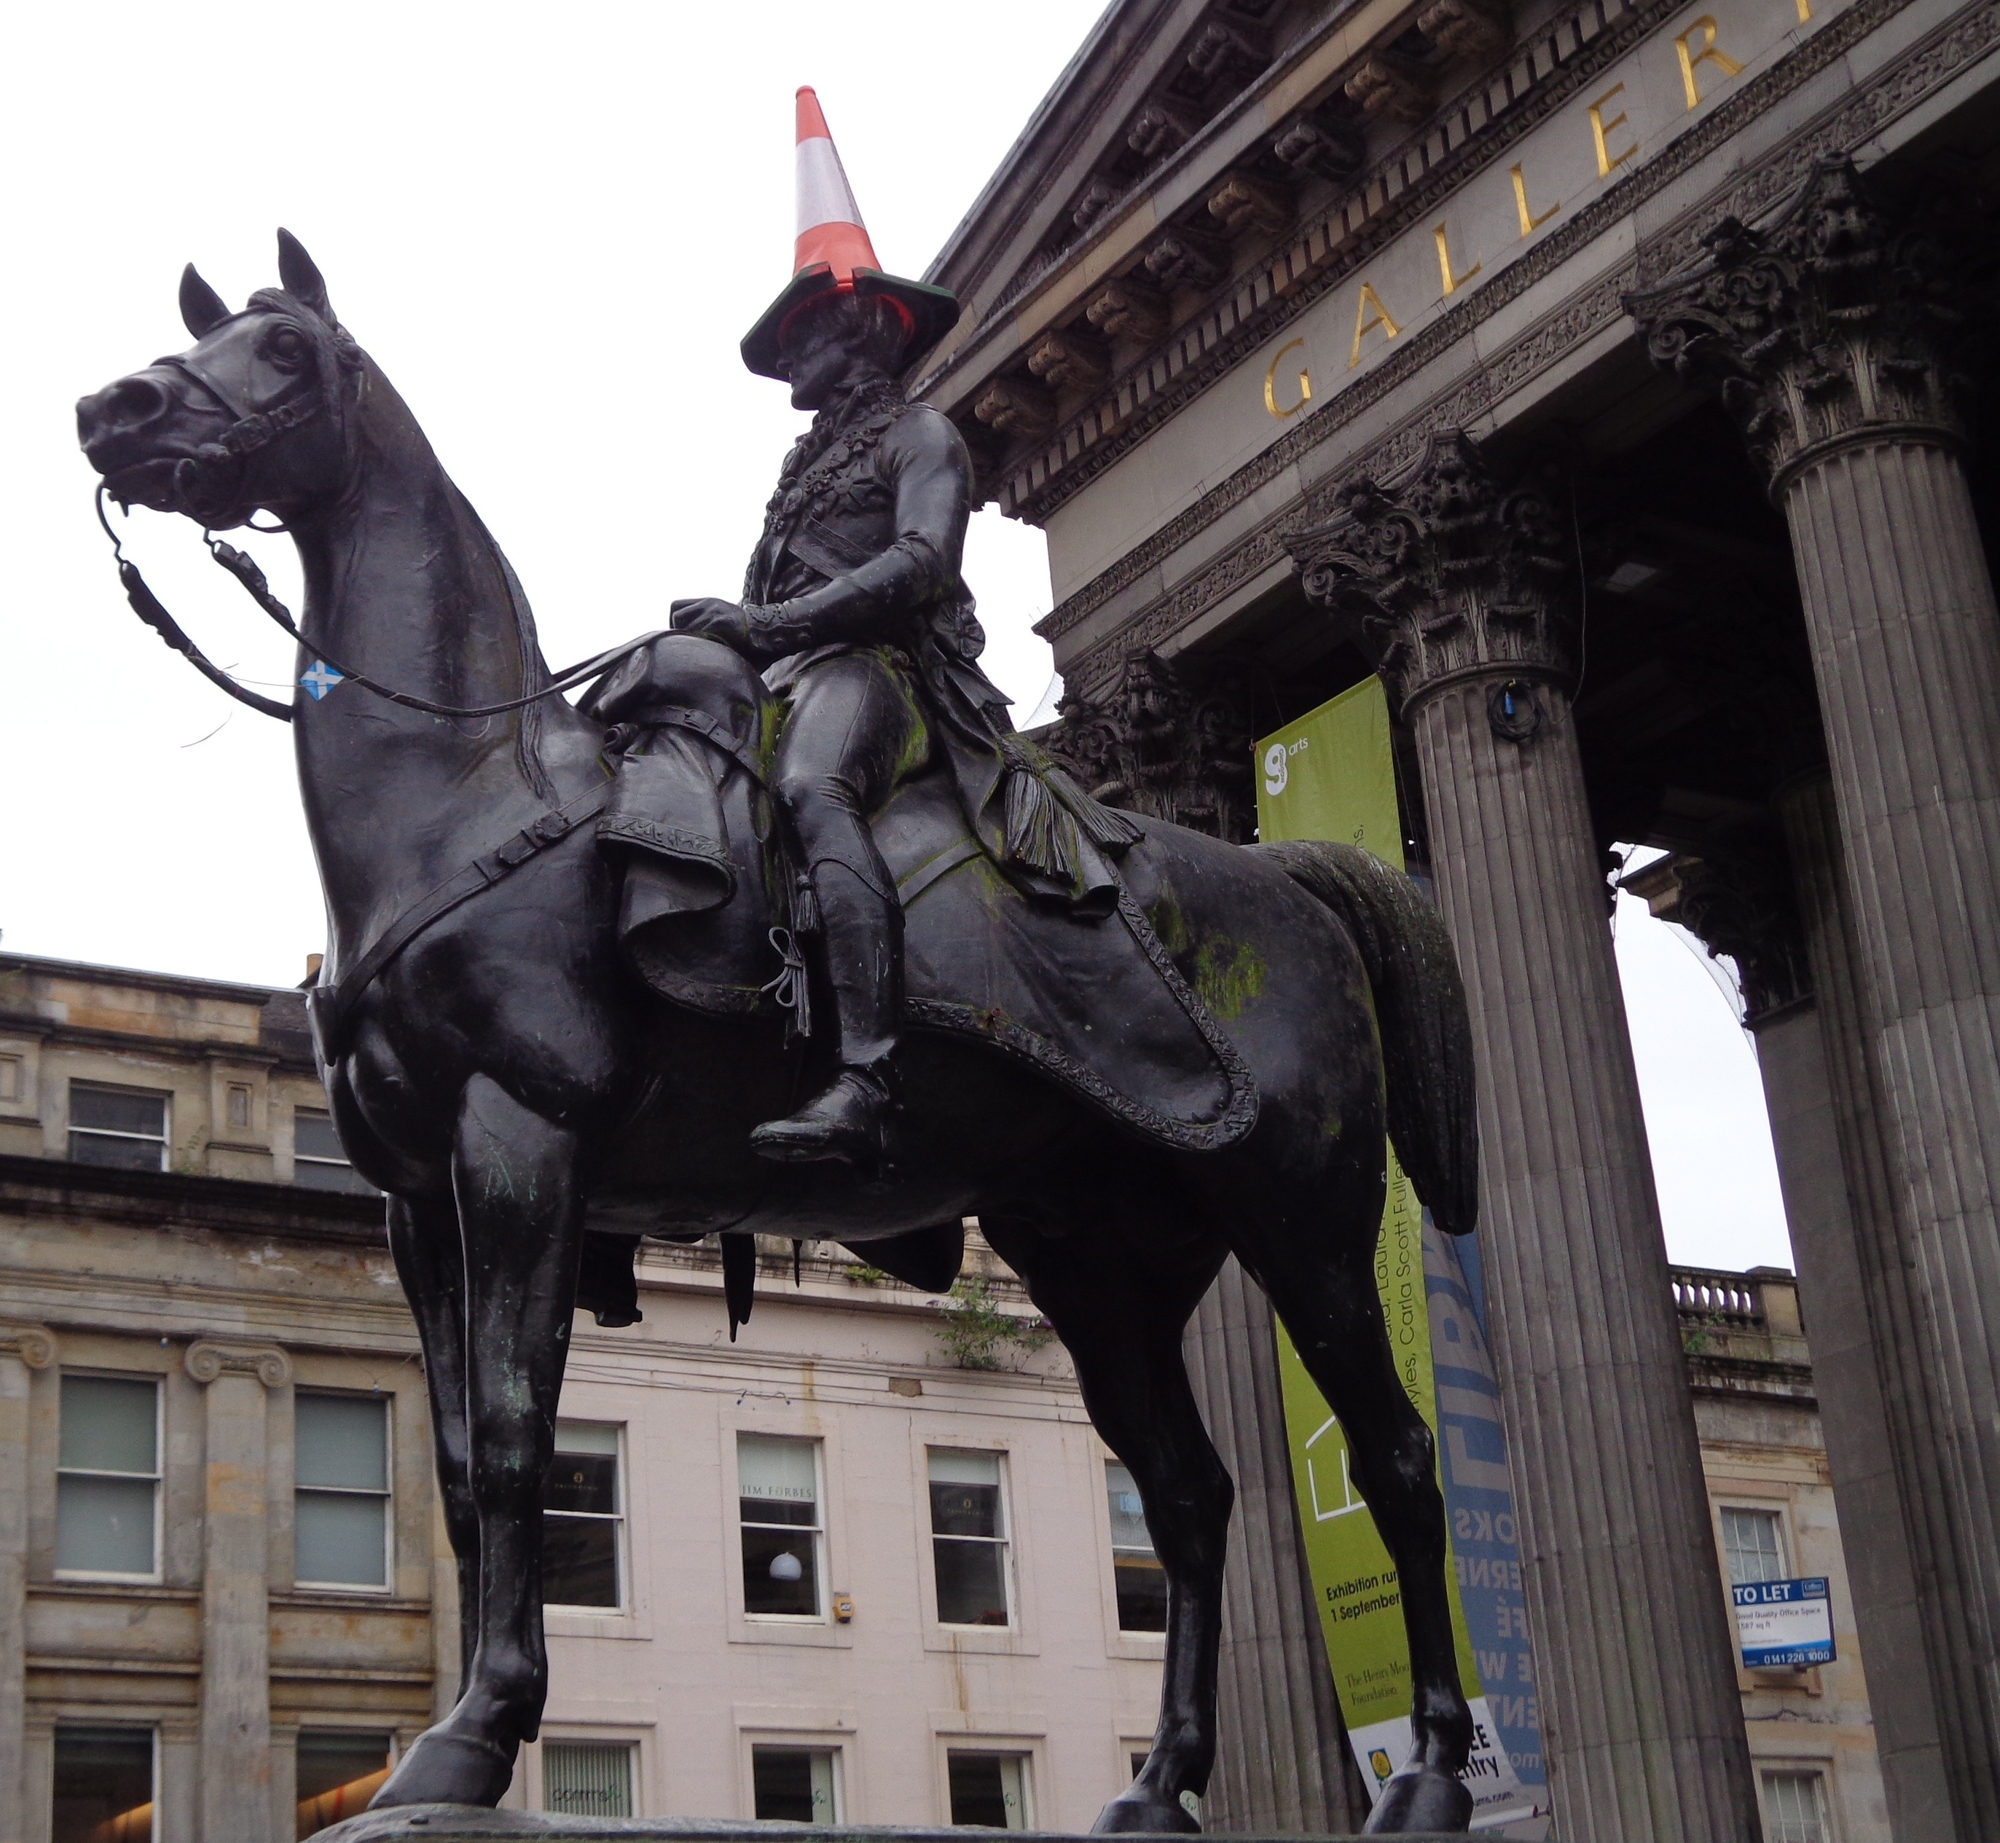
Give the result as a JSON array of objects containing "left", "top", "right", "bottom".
[{"left": 77, "top": 375, "right": 171, "bottom": 447}]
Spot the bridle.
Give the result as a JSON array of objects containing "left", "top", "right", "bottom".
[{"left": 93, "top": 320, "right": 664, "bottom": 723}]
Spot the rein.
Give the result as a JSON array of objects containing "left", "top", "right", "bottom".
[{"left": 94, "top": 485, "right": 666, "bottom": 722}]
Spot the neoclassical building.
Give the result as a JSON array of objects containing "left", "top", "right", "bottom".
[{"left": 920, "top": 1, "right": 2000, "bottom": 1839}]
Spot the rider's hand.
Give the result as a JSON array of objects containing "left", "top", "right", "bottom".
[{"left": 670, "top": 598, "right": 754, "bottom": 650}]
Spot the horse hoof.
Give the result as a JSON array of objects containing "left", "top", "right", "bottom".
[
  {"left": 1092, "top": 1791, "right": 1201, "bottom": 1833},
  {"left": 367, "top": 1727, "right": 518, "bottom": 1809},
  {"left": 1361, "top": 1766, "right": 1473, "bottom": 1834}
]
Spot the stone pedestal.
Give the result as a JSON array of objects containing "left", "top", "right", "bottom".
[
  {"left": 1288, "top": 432, "right": 1759, "bottom": 1843},
  {"left": 314, "top": 1812, "right": 1449, "bottom": 1842},
  {"left": 1631, "top": 158, "right": 2000, "bottom": 1831},
  {"left": 0, "top": 1325, "right": 55, "bottom": 1843},
  {"left": 186, "top": 1340, "right": 290, "bottom": 1843},
  {"left": 1183, "top": 1260, "right": 1364, "bottom": 1834}
]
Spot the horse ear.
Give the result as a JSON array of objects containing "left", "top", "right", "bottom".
[
  {"left": 179, "top": 264, "right": 231, "bottom": 337},
  {"left": 275, "top": 228, "right": 334, "bottom": 323}
]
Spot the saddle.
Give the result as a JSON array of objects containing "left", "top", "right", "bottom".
[{"left": 587, "top": 637, "right": 1257, "bottom": 1153}]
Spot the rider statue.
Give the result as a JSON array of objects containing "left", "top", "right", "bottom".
[{"left": 614, "top": 90, "right": 1135, "bottom": 1167}]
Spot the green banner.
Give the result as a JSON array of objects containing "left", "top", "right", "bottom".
[{"left": 1257, "top": 680, "right": 1541, "bottom": 1828}]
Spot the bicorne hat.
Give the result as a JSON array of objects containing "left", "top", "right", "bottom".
[{"left": 740, "top": 88, "right": 961, "bottom": 382}]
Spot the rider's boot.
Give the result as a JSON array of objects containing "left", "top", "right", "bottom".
[{"left": 752, "top": 861, "right": 900, "bottom": 1167}]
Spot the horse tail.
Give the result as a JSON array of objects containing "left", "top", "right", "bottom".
[{"left": 1252, "top": 840, "right": 1479, "bottom": 1237}]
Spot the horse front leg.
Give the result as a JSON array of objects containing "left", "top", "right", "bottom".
[
  {"left": 371, "top": 1075, "right": 585, "bottom": 1809},
  {"left": 386, "top": 1194, "right": 481, "bottom": 1701}
]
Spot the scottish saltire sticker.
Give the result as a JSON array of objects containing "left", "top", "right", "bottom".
[{"left": 301, "top": 661, "right": 345, "bottom": 701}]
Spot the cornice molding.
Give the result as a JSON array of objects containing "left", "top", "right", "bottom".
[
  {"left": 1047, "top": 0, "right": 1978, "bottom": 690},
  {"left": 0, "top": 1152, "right": 382, "bottom": 1243}
]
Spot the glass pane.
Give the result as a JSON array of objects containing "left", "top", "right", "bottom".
[
  {"left": 71, "top": 1087, "right": 167, "bottom": 1136},
  {"left": 742, "top": 1525, "right": 820, "bottom": 1616},
  {"left": 60, "top": 1375, "right": 157, "bottom": 1474},
  {"left": 1106, "top": 1462, "right": 1153, "bottom": 1551},
  {"left": 1722, "top": 1507, "right": 1784, "bottom": 1584},
  {"left": 53, "top": 1727, "right": 153, "bottom": 1843},
  {"left": 296, "top": 1396, "right": 387, "bottom": 1490},
  {"left": 295, "top": 1732, "right": 392, "bottom": 1838},
  {"left": 930, "top": 1449, "right": 1003, "bottom": 1486},
  {"left": 543, "top": 1513, "right": 620, "bottom": 1608},
  {"left": 1115, "top": 1555, "right": 1168, "bottom": 1633},
  {"left": 56, "top": 1474, "right": 156, "bottom": 1575},
  {"left": 295, "top": 1492, "right": 387, "bottom": 1587},
  {"left": 948, "top": 1753, "right": 1025, "bottom": 1829},
  {"left": 294, "top": 1111, "right": 347, "bottom": 1161},
  {"left": 739, "top": 1433, "right": 818, "bottom": 1514},
  {"left": 544, "top": 1742, "right": 633, "bottom": 1818},
  {"left": 934, "top": 1536, "right": 1009, "bottom": 1626},
  {"left": 753, "top": 1747, "right": 835, "bottom": 1822},
  {"left": 544, "top": 1452, "right": 618, "bottom": 1517},
  {"left": 555, "top": 1421, "right": 619, "bottom": 1456},
  {"left": 1762, "top": 1771, "right": 1828, "bottom": 1843},
  {"left": 931, "top": 1479, "right": 1003, "bottom": 1540},
  {"left": 295, "top": 1159, "right": 377, "bottom": 1195},
  {"left": 70, "top": 1130, "right": 167, "bottom": 1172}
]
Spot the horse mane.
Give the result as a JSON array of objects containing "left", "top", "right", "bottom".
[{"left": 247, "top": 287, "right": 557, "bottom": 801}]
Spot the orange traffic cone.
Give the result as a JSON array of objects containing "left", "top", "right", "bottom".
[{"left": 741, "top": 87, "right": 962, "bottom": 381}]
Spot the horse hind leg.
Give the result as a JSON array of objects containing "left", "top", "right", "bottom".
[
  {"left": 981, "top": 1213, "right": 1229, "bottom": 1835},
  {"left": 1231, "top": 1211, "right": 1474, "bottom": 1836}
]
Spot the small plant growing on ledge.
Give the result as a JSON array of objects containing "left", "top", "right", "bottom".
[{"left": 930, "top": 1276, "right": 1057, "bottom": 1370}]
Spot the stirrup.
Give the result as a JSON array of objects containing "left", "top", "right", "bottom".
[{"left": 750, "top": 1067, "right": 892, "bottom": 1167}]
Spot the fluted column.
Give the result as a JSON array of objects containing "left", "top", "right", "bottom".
[
  {"left": 186, "top": 1340, "right": 290, "bottom": 1843},
  {"left": 1633, "top": 159, "right": 2000, "bottom": 1830},
  {"left": 1183, "top": 1261, "right": 1363, "bottom": 1834},
  {"left": 1291, "top": 432, "right": 1760, "bottom": 1843},
  {"left": 0, "top": 1325, "right": 55, "bottom": 1843}
]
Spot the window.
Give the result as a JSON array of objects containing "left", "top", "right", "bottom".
[
  {"left": 1106, "top": 1461, "right": 1165, "bottom": 1632},
  {"left": 752, "top": 1746, "right": 837, "bottom": 1821},
  {"left": 1721, "top": 1506, "right": 1786, "bottom": 1584},
  {"left": 68, "top": 1084, "right": 167, "bottom": 1172},
  {"left": 295, "top": 1732, "right": 392, "bottom": 1838},
  {"left": 543, "top": 1422, "right": 622, "bottom": 1609},
  {"left": 294, "top": 1108, "right": 374, "bottom": 1194},
  {"left": 53, "top": 1726, "right": 154, "bottom": 1843},
  {"left": 294, "top": 1394, "right": 391, "bottom": 1588},
  {"left": 738, "top": 1434, "right": 823, "bottom": 1617},
  {"left": 56, "top": 1375, "right": 159, "bottom": 1578},
  {"left": 1761, "top": 1769, "right": 1830, "bottom": 1843},
  {"left": 930, "top": 1449, "right": 1011, "bottom": 1627},
  {"left": 947, "top": 1751, "right": 1028, "bottom": 1829},
  {"left": 544, "top": 1741, "right": 634, "bottom": 1818}
]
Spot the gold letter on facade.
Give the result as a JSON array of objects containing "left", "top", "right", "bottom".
[
  {"left": 1263, "top": 338, "right": 1313, "bottom": 418},
  {"left": 1434, "top": 223, "right": 1482, "bottom": 297},
  {"left": 1675, "top": 17, "right": 1744, "bottom": 108},
  {"left": 1588, "top": 84, "right": 1638, "bottom": 177},
  {"left": 1349, "top": 284, "right": 1402, "bottom": 367},
  {"left": 1510, "top": 164, "right": 1560, "bottom": 236}
]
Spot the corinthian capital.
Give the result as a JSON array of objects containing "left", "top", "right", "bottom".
[
  {"left": 1287, "top": 429, "right": 1573, "bottom": 715},
  {"left": 1625, "top": 158, "right": 1964, "bottom": 493}
]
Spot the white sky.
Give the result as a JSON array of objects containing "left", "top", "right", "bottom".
[{"left": 0, "top": 1, "right": 1787, "bottom": 1271}]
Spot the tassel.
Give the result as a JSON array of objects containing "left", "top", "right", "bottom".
[{"left": 1004, "top": 765, "right": 1076, "bottom": 881}]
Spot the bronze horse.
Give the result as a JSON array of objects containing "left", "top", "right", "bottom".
[{"left": 76, "top": 234, "right": 1481, "bottom": 1835}]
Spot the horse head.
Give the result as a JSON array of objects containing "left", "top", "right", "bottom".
[{"left": 77, "top": 230, "right": 360, "bottom": 530}]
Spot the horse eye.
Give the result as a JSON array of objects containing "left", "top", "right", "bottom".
[{"left": 265, "top": 328, "right": 310, "bottom": 369}]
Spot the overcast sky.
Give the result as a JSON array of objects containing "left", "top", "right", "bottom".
[{"left": 0, "top": 1, "right": 1787, "bottom": 1270}]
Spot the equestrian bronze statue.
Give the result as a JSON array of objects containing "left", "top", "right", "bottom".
[{"left": 75, "top": 189, "right": 1483, "bottom": 1831}]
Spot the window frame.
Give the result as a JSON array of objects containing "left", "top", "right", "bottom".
[
  {"left": 539, "top": 1737, "right": 638, "bottom": 1820},
  {"left": 292, "top": 1389, "right": 394, "bottom": 1594},
  {"left": 736, "top": 1432, "right": 827, "bottom": 1624},
  {"left": 542, "top": 1420, "right": 626, "bottom": 1613},
  {"left": 1104, "top": 1458, "right": 1166, "bottom": 1636},
  {"left": 294, "top": 1728, "right": 397, "bottom": 1837},
  {"left": 66, "top": 1082, "right": 170, "bottom": 1174},
  {"left": 1758, "top": 1765, "right": 1833, "bottom": 1843},
  {"left": 927, "top": 1447, "right": 1015, "bottom": 1632},
  {"left": 1718, "top": 1502, "right": 1789, "bottom": 1586},
  {"left": 748, "top": 1742, "right": 842, "bottom": 1823},
  {"left": 292, "top": 1106, "right": 375, "bottom": 1194},
  {"left": 51, "top": 1721, "right": 158, "bottom": 1843},
  {"left": 54, "top": 1371, "right": 163, "bottom": 1585},
  {"left": 943, "top": 1746, "right": 1032, "bottom": 1830}
]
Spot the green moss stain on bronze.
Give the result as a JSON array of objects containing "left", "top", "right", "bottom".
[
  {"left": 1323, "top": 1114, "right": 1344, "bottom": 1139},
  {"left": 1193, "top": 937, "right": 1267, "bottom": 1021},
  {"left": 1149, "top": 883, "right": 1191, "bottom": 957}
]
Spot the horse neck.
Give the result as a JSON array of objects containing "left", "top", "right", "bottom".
[{"left": 290, "top": 371, "right": 598, "bottom": 963}]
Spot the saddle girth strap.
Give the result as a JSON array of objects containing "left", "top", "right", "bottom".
[{"left": 308, "top": 779, "right": 611, "bottom": 1063}]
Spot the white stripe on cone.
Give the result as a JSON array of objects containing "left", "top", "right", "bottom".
[{"left": 797, "top": 134, "right": 864, "bottom": 239}]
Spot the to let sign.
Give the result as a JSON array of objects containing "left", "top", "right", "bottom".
[{"left": 1734, "top": 1577, "right": 1835, "bottom": 1668}]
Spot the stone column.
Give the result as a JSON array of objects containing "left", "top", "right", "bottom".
[
  {"left": 185, "top": 1340, "right": 290, "bottom": 1843},
  {"left": 1183, "top": 1261, "right": 1364, "bottom": 1834},
  {"left": 0, "top": 1324, "right": 55, "bottom": 1843},
  {"left": 1632, "top": 156, "right": 2000, "bottom": 1830},
  {"left": 1291, "top": 432, "right": 1760, "bottom": 1843}
]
